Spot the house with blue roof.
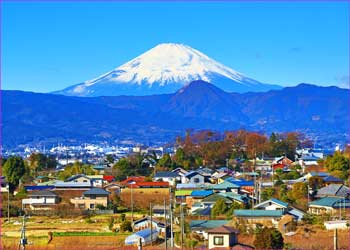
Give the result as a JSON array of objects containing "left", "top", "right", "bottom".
[
  {"left": 234, "top": 209, "right": 283, "bottom": 228},
  {"left": 309, "top": 197, "right": 350, "bottom": 215},
  {"left": 211, "top": 181, "right": 240, "bottom": 193},
  {"left": 254, "top": 198, "right": 288, "bottom": 212},
  {"left": 186, "top": 190, "right": 214, "bottom": 208},
  {"left": 253, "top": 198, "right": 305, "bottom": 221}
]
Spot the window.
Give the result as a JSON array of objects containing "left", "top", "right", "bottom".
[
  {"left": 193, "top": 178, "right": 200, "bottom": 183},
  {"left": 213, "top": 236, "right": 224, "bottom": 245},
  {"left": 90, "top": 204, "right": 95, "bottom": 209}
]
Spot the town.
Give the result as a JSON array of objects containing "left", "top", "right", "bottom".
[{"left": 1, "top": 130, "right": 349, "bottom": 249}]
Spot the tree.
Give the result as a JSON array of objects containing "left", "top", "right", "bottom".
[
  {"left": 290, "top": 182, "right": 307, "bottom": 201},
  {"left": 3, "top": 156, "right": 26, "bottom": 192},
  {"left": 58, "top": 162, "right": 96, "bottom": 180},
  {"left": 120, "top": 220, "right": 132, "bottom": 232},
  {"left": 254, "top": 227, "right": 284, "bottom": 249},
  {"left": 261, "top": 187, "right": 276, "bottom": 201},
  {"left": 324, "top": 151, "right": 350, "bottom": 180},
  {"left": 309, "top": 176, "right": 325, "bottom": 190},
  {"left": 106, "top": 155, "right": 114, "bottom": 164},
  {"left": 157, "top": 153, "right": 173, "bottom": 169},
  {"left": 28, "top": 153, "right": 57, "bottom": 174},
  {"left": 211, "top": 198, "right": 229, "bottom": 218}
]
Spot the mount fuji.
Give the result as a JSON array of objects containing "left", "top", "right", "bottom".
[{"left": 54, "top": 43, "right": 281, "bottom": 96}]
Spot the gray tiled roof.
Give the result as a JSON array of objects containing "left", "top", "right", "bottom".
[
  {"left": 29, "top": 190, "right": 58, "bottom": 197},
  {"left": 154, "top": 171, "right": 179, "bottom": 178},
  {"left": 316, "top": 184, "right": 350, "bottom": 198},
  {"left": 83, "top": 188, "right": 110, "bottom": 196}
]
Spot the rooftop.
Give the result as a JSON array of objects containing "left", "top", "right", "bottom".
[
  {"left": 154, "top": 171, "right": 179, "bottom": 178},
  {"left": 211, "top": 181, "right": 240, "bottom": 190},
  {"left": 309, "top": 197, "right": 344, "bottom": 208},
  {"left": 83, "top": 188, "right": 110, "bottom": 196},
  {"left": 316, "top": 184, "right": 350, "bottom": 198},
  {"left": 254, "top": 198, "right": 288, "bottom": 208},
  {"left": 207, "top": 225, "right": 239, "bottom": 234},
  {"left": 191, "top": 190, "right": 213, "bottom": 198},
  {"left": 190, "top": 220, "right": 229, "bottom": 230},
  {"left": 29, "top": 190, "right": 58, "bottom": 197},
  {"left": 234, "top": 209, "right": 284, "bottom": 217}
]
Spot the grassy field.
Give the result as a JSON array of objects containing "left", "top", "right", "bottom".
[{"left": 1, "top": 215, "right": 133, "bottom": 249}]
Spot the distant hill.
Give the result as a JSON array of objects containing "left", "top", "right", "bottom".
[{"left": 3, "top": 81, "right": 349, "bottom": 148}]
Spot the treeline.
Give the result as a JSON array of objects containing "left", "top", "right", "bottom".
[{"left": 112, "top": 129, "right": 310, "bottom": 178}]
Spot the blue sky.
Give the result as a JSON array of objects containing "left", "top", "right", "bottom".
[{"left": 2, "top": 1, "right": 349, "bottom": 92}]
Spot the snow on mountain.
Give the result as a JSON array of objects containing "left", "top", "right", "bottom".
[{"left": 54, "top": 43, "right": 281, "bottom": 96}]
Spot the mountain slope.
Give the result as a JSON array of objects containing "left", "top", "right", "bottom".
[
  {"left": 3, "top": 83, "right": 349, "bottom": 148},
  {"left": 54, "top": 43, "right": 281, "bottom": 96}
]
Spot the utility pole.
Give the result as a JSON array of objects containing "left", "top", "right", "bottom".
[
  {"left": 164, "top": 199, "right": 168, "bottom": 250},
  {"left": 169, "top": 187, "right": 174, "bottom": 250},
  {"left": 19, "top": 215, "right": 27, "bottom": 250},
  {"left": 333, "top": 229, "right": 338, "bottom": 250},
  {"left": 150, "top": 202, "right": 153, "bottom": 246},
  {"left": 131, "top": 184, "right": 134, "bottom": 222},
  {"left": 180, "top": 203, "right": 184, "bottom": 250},
  {"left": 7, "top": 187, "right": 10, "bottom": 222}
]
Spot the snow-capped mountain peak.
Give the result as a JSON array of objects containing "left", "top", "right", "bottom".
[{"left": 55, "top": 43, "right": 281, "bottom": 96}]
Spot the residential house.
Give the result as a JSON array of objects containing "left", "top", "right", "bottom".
[
  {"left": 323, "top": 176, "right": 344, "bottom": 185},
  {"left": 197, "top": 167, "right": 214, "bottom": 178},
  {"left": 132, "top": 216, "right": 169, "bottom": 237},
  {"left": 275, "top": 156, "right": 293, "bottom": 166},
  {"left": 120, "top": 176, "right": 146, "bottom": 186},
  {"left": 186, "top": 190, "right": 213, "bottom": 208},
  {"left": 316, "top": 184, "right": 350, "bottom": 198},
  {"left": 0, "top": 176, "right": 9, "bottom": 193},
  {"left": 70, "top": 188, "right": 110, "bottom": 210},
  {"left": 201, "top": 193, "right": 233, "bottom": 208},
  {"left": 182, "top": 171, "right": 205, "bottom": 184},
  {"left": 225, "top": 178, "right": 254, "bottom": 195},
  {"left": 172, "top": 167, "right": 188, "bottom": 178},
  {"left": 211, "top": 172, "right": 229, "bottom": 184},
  {"left": 295, "top": 171, "right": 329, "bottom": 183},
  {"left": 211, "top": 181, "right": 240, "bottom": 193},
  {"left": 104, "top": 182, "right": 122, "bottom": 195},
  {"left": 66, "top": 174, "right": 92, "bottom": 185},
  {"left": 153, "top": 171, "right": 180, "bottom": 186},
  {"left": 22, "top": 190, "right": 59, "bottom": 210},
  {"left": 208, "top": 226, "right": 239, "bottom": 249},
  {"left": 253, "top": 198, "right": 305, "bottom": 221},
  {"left": 254, "top": 198, "right": 288, "bottom": 213},
  {"left": 234, "top": 210, "right": 284, "bottom": 228},
  {"left": 190, "top": 220, "right": 230, "bottom": 240},
  {"left": 308, "top": 197, "right": 350, "bottom": 215},
  {"left": 152, "top": 204, "right": 170, "bottom": 218}
]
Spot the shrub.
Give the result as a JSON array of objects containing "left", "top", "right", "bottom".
[
  {"left": 254, "top": 227, "right": 284, "bottom": 249},
  {"left": 108, "top": 217, "right": 115, "bottom": 231},
  {"left": 120, "top": 220, "right": 132, "bottom": 232}
]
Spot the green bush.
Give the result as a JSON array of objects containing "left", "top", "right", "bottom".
[{"left": 120, "top": 220, "right": 132, "bottom": 232}]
